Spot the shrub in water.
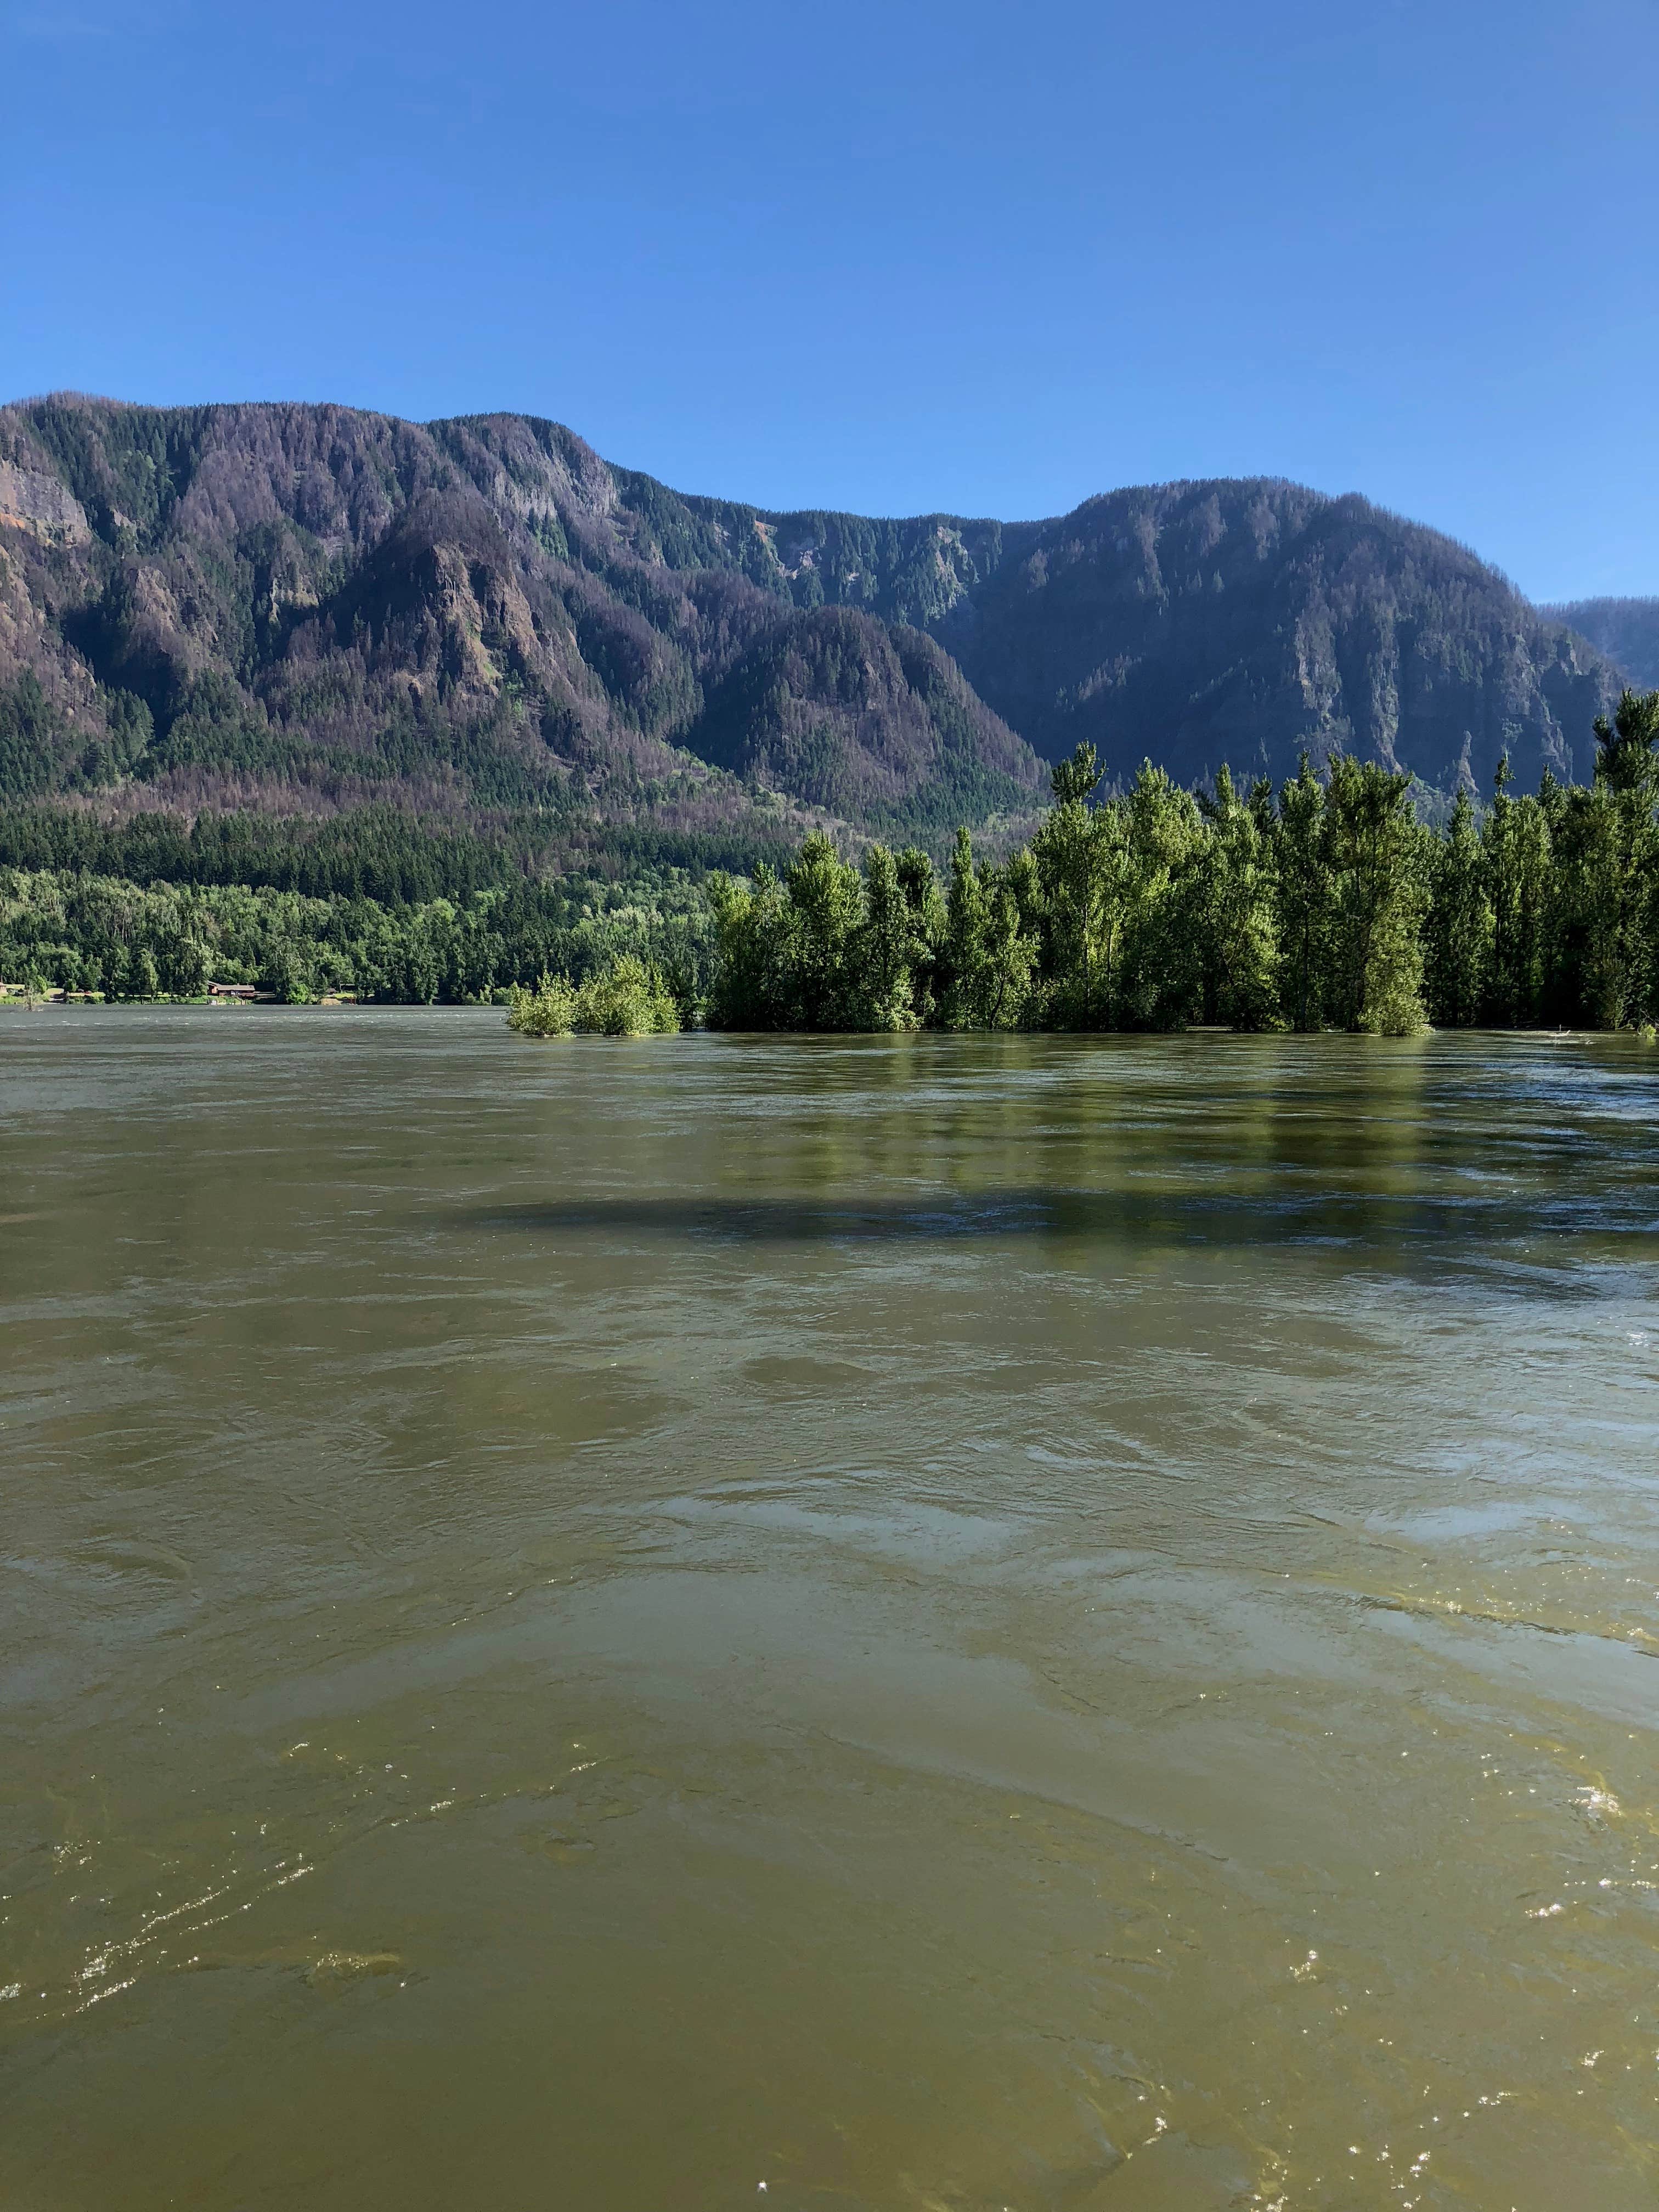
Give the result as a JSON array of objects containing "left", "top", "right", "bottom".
[
  {"left": 574, "top": 955, "right": 680, "bottom": 1036},
  {"left": 506, "top": 974, "right": 577, "bottom": 1037}
]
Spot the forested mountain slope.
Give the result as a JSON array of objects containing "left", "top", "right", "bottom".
[
  {"left": 0, "top": 397, "right": 1629, "bottom": 857},
  {"left": 0, "top": 399, "right": 1043, "bottom": 855},
  {"left": 623, "top": 475, "right": 1624, "bottom": 795},
  {"left": 1547, "top": 598, "right": 1659, "bottom": 691}
]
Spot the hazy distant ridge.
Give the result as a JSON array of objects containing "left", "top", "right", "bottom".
[{"left": 1545, "top": 597, "right": 1659, "bottom": 692}]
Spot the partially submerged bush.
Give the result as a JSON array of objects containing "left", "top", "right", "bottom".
[
  {"left": 574, "top": 955, "right": 680, "bottom": 1036},
  {"left": 506, "top": 957, "right": 680, "bottom": 1039},
  {"left": 506, "top": 973, "right": 578, "bottom": 1036}
]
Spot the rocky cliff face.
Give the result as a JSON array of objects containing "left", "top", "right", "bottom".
[
  {"left": 0, "top": 396, "right": 1629, "bottom": 842},
  {"left": 0, "top": 398, "right": 1042, "bottom": 842},
  {"left": 624, "top": 473, "right": 1625, "bottom": 795}
]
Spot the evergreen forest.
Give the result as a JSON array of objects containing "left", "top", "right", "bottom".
[{"left": 6, "top": 691, "right": 1658, "bottom": 1038}]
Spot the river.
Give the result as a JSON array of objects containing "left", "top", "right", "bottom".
[{"left": 3, "top": 1012, "right": 1657, "bottom": 2208}]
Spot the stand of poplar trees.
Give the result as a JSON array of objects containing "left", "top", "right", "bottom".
[{"left": 706, "top": 690, "right": 1659, "bottom": 1036}]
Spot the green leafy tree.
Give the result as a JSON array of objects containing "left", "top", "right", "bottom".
[
  {"left": 780, "top": 832, "right": 862, "bottom": 1029},
  {"left": 1570, "top": 689, "right": 1659, "bottom": 1027},
  {"left": 940, "top": 825, "right": 986, "bottom": 1024},
  {"left": 706, "top": 865, "right": 788, "bottom": 1029},
  {"left": 507, "top": 973, "right": 577, "bottom": 1036},
  {"left": 266, "top": 938, "right": 316, "bottom": 1005},
  {"left": 1193, "top": 766, "right": 1280, "bottom": 1029},
  {"left": 1324, "top": 755, "right": 1428, "bottom": 1035},
  {"left": 574, "top": 955, "right": 679, "bottom": 1035},
  {"left": 1272, "top": 755, "right": 1334, "bottom": 1032},
  {"left": 390, "top": 924, "right": 440, "bottom": 1006},
  {"left": 895, "top": 845, "right": 947, "bottom": 1020},
  {"left": 1030, "top": 745, "right": 1129, "bottom": 1028},
  {"left": 1424, "top": 789, "right": 1492, "bottom": 1026},
  {"left": 1115, "top": 763, "right": 1204, "bottom": 1029},
  {"left": 127, "top": 945, "right": 161, "bottom": 1001},
  {"left": 940, "top": 828, "right": 1035, "bottom": 1028},
  {"left": 1483, "top": 755, "right": 1551, "bottom": 1025},
  {"left": 168, "top": 932, "right": 211, "bottom": 1000},
  {"left": 852, "top": 843, "right": 921, "bottom": 1030}
]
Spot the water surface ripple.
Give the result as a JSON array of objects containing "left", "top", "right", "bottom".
[{"left": 3, "top": 1014, "right": 1657, "bottom": 2209}]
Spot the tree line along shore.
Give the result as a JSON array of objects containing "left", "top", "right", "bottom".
[
  {"left": 6, "top": 690, "right": 1659, "bottom": 1041},
  {"left": 524, "top": 689, "right": 1659, "bottom": 1037}
]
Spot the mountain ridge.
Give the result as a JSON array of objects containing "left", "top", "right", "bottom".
[
  {"left": 607, "top": 465, "right": 1627, "bottom": 793},
  {"left": 0, "top": 394, "right": 1634, "bottom": 862},
  {"left": 1545, "top": 597, "right": 1659, "bottom": 692}
]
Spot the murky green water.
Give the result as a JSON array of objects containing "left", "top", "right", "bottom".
[{"left": 3, "top": 1013, "right": 1658, "bottom": 2210}]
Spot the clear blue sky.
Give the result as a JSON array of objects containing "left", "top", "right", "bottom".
[{"left": 3, "top": 0, "right": 1654, "bottom": 600}]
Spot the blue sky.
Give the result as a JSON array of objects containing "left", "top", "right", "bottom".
[{"left": 3, "top": 0, "right": 1654, "bottom": 600}]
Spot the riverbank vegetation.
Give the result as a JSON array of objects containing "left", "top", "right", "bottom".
[
  {"left": 5, "top": 690, "right": 1656, "bottom": 1034},
  {"left": 0, "top": 864, "right": 713, "bottom": 1009},
  {"left": 507, "top": 957, "right": 679, "bottom": 1037},
  {"left": 701, "top": 689, "right": 1659, "bottom": 1036}
]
